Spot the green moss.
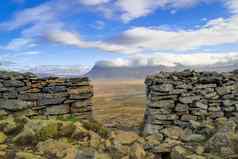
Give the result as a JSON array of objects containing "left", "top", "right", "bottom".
[{"left": 56, "top": 115, "right": 79, "bottom": 123}]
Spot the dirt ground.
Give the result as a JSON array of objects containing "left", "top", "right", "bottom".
[{"left": 92, "top": 80, "right": 146, "bottom": 131}]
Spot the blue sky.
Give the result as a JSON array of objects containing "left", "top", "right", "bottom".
[{"left": 0, "top": 0, "right": 238, "bottom": 69}]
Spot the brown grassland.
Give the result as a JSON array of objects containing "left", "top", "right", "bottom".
[{"left": 92, "top": 80, "right": 146, "bottom": 131}]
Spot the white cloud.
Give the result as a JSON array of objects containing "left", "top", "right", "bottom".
[
  {"left": 146, "top": 52, "right": 238, "bottom": 66},
  {"left": 22, "top": 51, "right": 40, "bottom": 55},
  {"left": 46, "top": 30, "right": 140, "bottom": 54},
  {"left": 109, "top": 15, "right": 238, "bottom": 51},
  {"left": 79, "top": 0, "right": 111, "bottom": 6},
  {"left": 100, "top": 52, "right": 238, "bottom": 67},
  {"left": 4, "top": 38, "right": 36, "bottom": 51},
  {"left": 116, "top": 0, "right": 215, "bottom": 22}
]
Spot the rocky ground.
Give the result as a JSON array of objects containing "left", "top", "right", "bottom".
[{"left": 1, "top": 114, "right": 238, "bottom": 159}]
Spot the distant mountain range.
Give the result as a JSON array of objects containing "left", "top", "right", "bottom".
[
  {"left": 25, "top": 65, "right": 91, "bottom": 77},
  {"left": 1, "top": 60, "right": 238, "bottom": 79},
  {"left": 86, "top": 60, "right": 238, "bottom": 80}
]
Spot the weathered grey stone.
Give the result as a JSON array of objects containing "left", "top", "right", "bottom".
[
  {"left": 70, "top": 93, "right": 93, "bottom": 100},
  {"left": 194, "top": 102, "right": 208, "bottom": 110},
  {"left": 150, "top": 94, "right": 178, "bottom": 101},
  {"left": 175, "top": 103, "right": 188, "bottom": 112},
  {"left": 208, "top": 106, "right": 221, "bottom": 112},
  {"left": 179, "top": 96, "right": 202, "bottom": 104},
  {"left": 154, "top": 114, "right": 178, "bottom": 121},
  {"left": 184, "top": 134, "right": 206, "bottom": 142},
  {"left": 3, "top": 91, "right": 18, "bottom": 99},
  {"left": 151, "top": 83, "right": 173, "bottom": 92},
  {"left": 0, "top": 99, "right": 34, "bottom": 111},
  {"left": 181, "top": 115, "right": 198, "bottom": 121},
  {"left": 195, "top": 84, "right": 217, "bottom": 89},
  {"left": 148, "top": 100, "right": 175, "bottom": 109},
  {"left": 46, "top": 104, "right": 70, "bottom": 115},
  {"left": 222, "top": 100, "right": 238, "bottom": 107},
  {"left": 216, "top": 86, "right": 234, "bottom": 96},
  {"left": 3, "top": 80, "right": 25, "bottom": 87},
  {"left": 223, "top": 106, "right": 235, "bottom": 112},
  {"left": 71, "top": 100, "right": 92, "bottom": 108},
  {"left": 42, "top": 86, "right": 66, "bottom": 93}
]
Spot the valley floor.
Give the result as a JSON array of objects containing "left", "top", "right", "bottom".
[{"left": 92, "top": 80, "right": 146, "bottom": 131}]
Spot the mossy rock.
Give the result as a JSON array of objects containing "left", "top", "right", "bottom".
[
  {"left": 16, "top": 152, "right": 43, "bottom": 159},
  {"left": 96, "top": 153, "right": 112, "bottom": 159},
  {"left": 0, "top": 132, "right": 7, "bottom": 144},
  {"left": 82, "top": 120, "right": 110, "bottom": 138},
  {"left": 38, "top": 121, "right": 59, "bottom": 140},
  {"left": 58, "top": 122, "right": 76, "bottom": 137},
  {"left": 0, "top": 117, "right": 18, "bottom": 134},
  {"left": 13, "top": 128, "right": 37, "bottom": 146}
]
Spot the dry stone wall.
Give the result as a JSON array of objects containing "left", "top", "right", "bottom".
[
  {"left": 0, "top": 71, "right": 93, "bottom": 119},
  {"left": 144, "top": 70, "right": 238, "bottom": 134}
]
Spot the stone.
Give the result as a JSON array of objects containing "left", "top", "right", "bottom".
[
  {"left": 0, "top": 99, "right": 34, "bottom": 111},
  {"left": 153, "top": 83, "right": 174, "bottom": 92},
  {"left": 38, "top": 120, "right": 59, "bottom": 140},
  {"left": 179, "top": 96, "right": 202, "bottom": 104},
  {"left": 58, "top": 122, "right": 76, "bottom": 137},
  {"left": 114, "top": 130, "right": 139, "bottom": 145},
  {"left": 70, "top": 93, "right": 93, "bottom": 100},
  {"left": 145, "top": 134, "right": 164, "bottom": 147},
  {"left": 195, "top": 84, "right": 217, "bottom": 89},
  {"left": 170, "top": 146, "right": 193, "bottom": 159},
  {"left": 175, "top": 103, "right": 188, "bottom": 112},
  {"left": 129, "top": 143, "right": 146, "bottom": 159},
  {"left": 0, "top": 132, "right": 7, "bottom": 144},
  {"left": 16, "top": 152, "right": 42, "bottom": 159},
  {"left": 205, "top": 131, "right": 238, "bottom": 155},
  {"left": 222, "top": 100, "right": 238, "bottom": 107},
  {"left": 153, "top": 139, "right": 181, "bottom": 153},
  {"left": 38, "top": 95, "right": 65, "bottom": 106},
  {"left": 183, "top": 134, "right": 206, "bottom": 142},
  {"left": 37, "top": 139, "right": 78, "bottom": 159},
  {"left": 154, "top": 114, "right": 178, "bottom": 121},
  {"left": 13, "top": 128, "right": 37, "bottom": 146},
  {"left": 148, "top": 100, "right": 175, "bottom": 109},
  {"left": 3, "top": 80, "right": 25, "bottom": 87},
  {"left": 162, "top": 127, "right": 185, "bottom": 140},
  {"left": 45, "top": 104, "right": 70, "bottom": 115},
  {"left": 181, "top": 115, "right": 198, "bottom": 121},
  {"left": 194, "top": 102, "right": 208, "bottom": 110},
  {"left": 216, "top": 86, "right": 234, "bottom": 96},
  {"left": 0, "top": 110, "right": 8, "bottom": 117},
  {"left": 71, "top": 100, "right": 92, "bottom": 108},
  {"left": 42, "top": 86, "right": 66, "bottom": 93},
  {"left": 0, "top": 117, "right": 17, "bottom": 134}
]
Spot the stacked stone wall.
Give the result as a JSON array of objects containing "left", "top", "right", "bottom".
[
  {"left": 144, "top": 70, "right": 238, "bottom": 134},
  {"left": 0, "top": 71, "right": 93, "bottom": 119}
]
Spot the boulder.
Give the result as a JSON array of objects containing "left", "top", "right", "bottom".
[{"left": 13, "top": 128, "right": 37, "bottom": 146}]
